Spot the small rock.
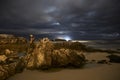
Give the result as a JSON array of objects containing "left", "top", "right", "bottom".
[
  {"left": 107, "top": 54, "right": 120, "bottom": 63},
  {"left": 97, "top": 60, "right": 107, "bottom": 64},
  {"left": 0, "top": 55, "right": 7, "bottom": 62},
  {"left": 5, "top": 49, "right": 11, "bottom": 55}
]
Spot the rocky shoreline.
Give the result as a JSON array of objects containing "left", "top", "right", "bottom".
[
  {"left": 0, "top": 38, "right": 86, "bottom": 80},
  {"left": 0, "top": 36, "right": 120, "bottom": 80},
  {"left": 0, "top": 58, "right": 25, "bottom": 80}
]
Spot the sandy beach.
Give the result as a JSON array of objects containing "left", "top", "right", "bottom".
[{"left": 8, "top": 52, "right": 120, "bottom": 80}]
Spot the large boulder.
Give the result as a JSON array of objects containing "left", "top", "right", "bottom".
[
  {"left": 0, "top": 59, "right": 25, "bottom": 80},
  {"left": 25, "top": 38, "right": 53, "bottom": 69},
  {"left": 25, "top": 38, "right": 86, "bottom": 69},
  {"left": 52, "top": 49, "right": 85, "bottom": 68},
  {"left": 0, "top": 51, "right": 25, "bottom": 80}
]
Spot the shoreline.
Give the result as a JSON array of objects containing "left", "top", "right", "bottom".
[
  {"left": 8, "top": 63, "right": 120, "bottom": 80},
  {"left": 0, "top": 36, "right": 119, "bottom": 80},
  {"left": 8, "top": 52, "right": 120, "bottom": 80}
]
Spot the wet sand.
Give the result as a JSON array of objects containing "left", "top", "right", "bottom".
[{"left": 8, "top": 52, "right": 120, "bottom": 80}]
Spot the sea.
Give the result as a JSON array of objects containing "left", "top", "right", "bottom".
[{"left": 77, "top": 40, "right": 120, "bottom": 51}]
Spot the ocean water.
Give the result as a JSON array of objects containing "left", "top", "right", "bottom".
[{"left": 79, "top": 40, "right": 120, "bottom": 50}]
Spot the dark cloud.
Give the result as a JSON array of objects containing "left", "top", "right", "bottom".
[{"left": 0, "top": 0, "right": 120, "bottom": 39}]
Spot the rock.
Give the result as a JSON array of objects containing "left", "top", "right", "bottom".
[
  {"left": 24, "top": 54, "right": 35, "bottom": 69},
  {"left": 52, "top": 49, "right": 85, "bottom": 68},
  {"left": 0, "top": 63, "right": 16, "bottom": 80},
  {"left": 107, "top": 54, "right": 120, "bottom": 63},
  {"left": 0, "top": 34, "right": 27, "bottom": 44},
  {"left": 97, "top": 60, "right": 107, "bottom": 64},
  {"left": 26, "top": 38, "right": 54, "bottom": 69},
  {"left": 0, "top": 55, "right": 7, "bottom": 63},
  {"left": 88, "top": 60, "right": 96, "bottom": 63},
  {"left": 15, "top": 58, "right": 25, "bottom": 73},
  {"left": 0, "top": 51, "right": 25, "bottom": 80},
  {"left": 0, "top": 34, "right": 14, "bottom": 39},
  {"left": 54, "top": 38, "right": 66, "bottom": 41},
  {"left": 0, "top": 65, "right": 7, "bottom": 80},
  {"left": 29, "top": 34, "right": 35, "bottom": 44},
  {"left": 26, "top": 38, "right": 86, "bottom": 69},
  {"left": 5, "top": 49, "right": 11, "bottom": 55},
  {"left": 0, "top": 59, "right": 25, "bottom": 80},
  {"left": 17, "top": 37, "right": 27, "bottom": 43}
]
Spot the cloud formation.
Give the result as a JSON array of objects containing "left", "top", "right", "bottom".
[{"left": 0, "top": 0, "right": 120, "bottom": 39}]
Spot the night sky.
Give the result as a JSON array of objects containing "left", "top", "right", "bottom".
[{"left": 0, "top": 0, "right": 120, "bottom": 40}]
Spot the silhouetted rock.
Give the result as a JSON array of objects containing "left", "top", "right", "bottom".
[
  {"left": 25, "top": 38, "right": 86, "bottom": 69},
  {"left": 54, "top": 38, "right": 66, "bottom": 41},
  {"left": 107, "top": 54, "right": 120, "bottom": 63}
]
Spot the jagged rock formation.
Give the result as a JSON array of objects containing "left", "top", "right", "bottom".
[
  {"left": 0, "top": 37, "right": 86, "bottom": 80},
  {"left": 0, "top": 58, "right": 25, "bottom": 80},
  {"left": 25, "top": 38, "right": 54, "bottom": 69},
  {"left": 0, "top": 49, "right": 16, "bottom": 64},
  {"left": 25, "top": 38, "right": 86, "bottom": 69},
  {"left": 0, "top": 48, "right": 25, "bottom": 80},
  {"left": 51, "top": 49, "right": 85, "bottom": 67}
]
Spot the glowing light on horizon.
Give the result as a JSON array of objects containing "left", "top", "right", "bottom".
[{"left": 56, "top": 35, "right": 72, "bottom": 41}]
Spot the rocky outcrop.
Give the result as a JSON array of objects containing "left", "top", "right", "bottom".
[
  {"left": 0, "top": 59, "right": 25, "bottom": 80},
  {"left": 107, "top": 54, "right": 120, "bottom": 63},
  {"left": 0, "top": 37, "right": 86, "bottom": 79},
  {"left": 0, "top": 49, "right": 25, "bottom": 80},
  {"left": 51, "top": 49, "right": 85, "bottom": 68},
  {"left": 0, "top": 62, "right": 19, "bottom": 80},
  {"left": 0, "top": 34, "right": 14, "bottom": 39},
  {"left": 0, "top": 34, "right": 27, "bottom": 44},
  {"left": 0, "top": 49, "right": 15, "bottom": 64},
  {"left": 25, "top": 38, "right": 86, "bottom": 69}
]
